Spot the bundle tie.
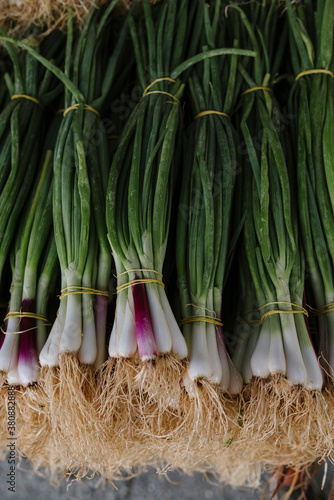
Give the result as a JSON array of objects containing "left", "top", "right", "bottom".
[
  {"left": 3, "top": 312, "right": 49, "bottom": 322},
  {"left": 1, "top": 312, "right": 51, "bottom": 335},
  {"left": 11, "top": 94, "right": 42, "bottom": 108},
  {"left": 117, "top": 279, "right": 165, "bottom": 293},
  {"left": 311, "top": 302, "right": 334, "bottom": 316},
  {"left": 142, "top": 77, "right": 179, "bottom": 103},
  {"left": 116, "top": 269, "right": 164, "bottom": 293},
  {"left": 62, "top": 103, "right": 100, "bottom": 118},
  {"left": 244, "top": 301, "right": 308, "bottom": 324},
  {"left": 180, "top": 315, "right": 223, "bottom": 327},
  {"left": 2, "top": 325, "right": 52, "bottom": 335},
  {"left": 241, "top": 86, "right": 273, "bottom": 96},
  {"left": 194, "top": 110, "right": 230, "bottom": 120},
  {"left": 295, "top": 69, "right": 334, "bottom": 81},
  {"left": 59, "top": 286, "right": 109, "bottom": 299}
]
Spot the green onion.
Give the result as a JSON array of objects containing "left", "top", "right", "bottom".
[
  {"left": 0, "top": 32, "right": 63, "bottom": 293},
  {"left": 176, "top": 0, "right": 249, "bottom": 395},
  {"left": 233, "top": 1, "right": 323, "bottom": 389},
  {"left": 106, "top": 0, "right": 196, "bottom": 368},
  {"left": 286, "top": 0, "right": 334, "bottom": 377},
  {"left": 0, "top": 132, "right": 56, "bottom": 386},
  {"left": 28, "top": 3, "right": 131, "bottom": 369}
]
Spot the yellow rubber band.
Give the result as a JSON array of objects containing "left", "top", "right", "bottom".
[
  {"left": 305, "top": 303, "right": 318, "bottom": 313},
  {"left": 180, "top": 315, "right": 223, "bottom": 327},
  {"left": 1, "top": 324, "right": 51, "bottom": 335},
  {"left": 143, "top": 90, "right": 180, "bottom": 103},
  {"left": 62, "top": 103, "right": 100, "bottom": 118},
  {"left": 194, "top": 110, "right": 230, "bottom": 120},
  {"left": 295, "top": 69, "right": 334, "bottom": 81},
  {"left": 116, "top": 278, "right": 165, "bottom": 293},
  {"left": 3, "top": 312, "right": 49, "bottom": 323},
  {"left": 59, "top": 286, "right": 109, "bottom": 300},
  {"left": 245, "top": 301, "right": 308, "bottom": 324},
  {"left": 143, "top": 77, "right": 176, "bottom": 97},
  {"left": 1, "top": 311, "right": 51, "bottom": 335},
  {"left": 313, "top": 302, "right": 334, "bottom": 316},
  {"left": 11, "top": 94, "right": 42, "bottom": 108},
  {"left": 241, "top": 86, "right": 273, "bottom": 96},
  {"left": 260, "top": 308, "right": 307, "bottom": 323},
  {"left": 257, "top": 301, "right": 306, "bottom": 312},
  {"left": 116, "top": 269, "right": 163, "bottom": 279}
]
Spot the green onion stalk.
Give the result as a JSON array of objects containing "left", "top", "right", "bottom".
[
  {"left": 0, "top": 30, "right": 64, "bottom": 385},
  {"left": 105, "top": 0, "right": 252, "bottom": 406},
  {"left": 16, "top": 234, "right": 61, "bottom": 474},
  {"left": 276, "top": 0, "right": 334, "bottom": 466},
  {"left": 227, "top": 1, "right": 325, "bottom": 471},
  {"left": 286, "top": 0, "right": 334, "bottom": 377},
  {"left": 0, "top": 31, "right": 63, "bottom": 296},
  {"left": 36, "top": 4, "right": 131, "bottom": 373},
  {"left": 230, "top": 1, "right": 323, "bottom": 389},
  {"left": 0, "top": 143, "right": 55, "bottom": 463},
  {"left": 105, "top": 0, "right": 206, "bottom": 417},
  {"left": 171, "top": 2, "right": 257, "bottom": 464},
  {"left": 231, "top": 250, "right": 260, "bottom": 384},
  {"left": 0, "top": 64, "right": 9, "bottom": 112},
  {"left": 176, "top": 2, "right": 251, "bottom": 403},
  {"left": 0, "top": 146, "right": 54, "bottom": 387},
  {"left": 1, "top": 4, "right": 133, "bottom": 473}
]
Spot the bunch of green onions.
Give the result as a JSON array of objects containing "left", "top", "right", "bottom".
[
  {"left": 176, "top": 1, "right": 254, "bottom": 395},
  {"left": 230, "top": 1, "right": 323, "bottom": 389},
  {"left": 286, "top": 0, "right": 334, "bottom": 377}
]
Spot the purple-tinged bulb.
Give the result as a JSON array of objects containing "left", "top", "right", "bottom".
[
  {"left": 132, "top": 276, "right": 157, "bottom": 361},
  {"left": 17, "top": 299, "right": 39, "bottom": 386}
]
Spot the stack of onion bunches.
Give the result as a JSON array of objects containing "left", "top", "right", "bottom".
[{"left": 0, "top": 0, "right": 333, "bottom": 490}]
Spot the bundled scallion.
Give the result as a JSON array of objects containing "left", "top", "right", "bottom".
[
  {"left": 282, "top": 0, "right": 334, "bottom": 463},
  {"left": 0, "top": 31, "right": 63, "bottom": 293},
  {"left": 0, "top": 124, "right": 58, "bottom": 467},
  {"left": 0, "top": 2, "right": 132, "bottom": 474},
  {"left": 229, "top": 0, "right": 325, "bottom": 471},
  {"left": 174, "top": 2, "right": 255, "bottom": 458},
  {"left": 286, "top": 0, "right": 334, "bottom": 375},
  {"left": 104, "top": 0, "right": 199, "bottom": 420}
]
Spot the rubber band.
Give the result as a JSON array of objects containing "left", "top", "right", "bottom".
[
  {"left": 241, "top": 86, "right": 273, "bottom": 96},
  {"left": 244, "top": 301, "right": 308, "bottom": 324},
  {"left": 59, "top": 286, "right": 109, "bottom": 299},
  {"left": 1, "top": 324, "right": 51, "bottom": 335},
  {"left": 116, "top": 278, "right": 165, "bottom": 293},
  {"left": 260, "top": 308, "right": 307, "bottom": 323},
  {"left": 142, "top": 77, "right": 176, "bottom": 97},
  {"left": 3, "top": 312, "right": 49, "bottom": 323},
  {"left": 11, "top": 94, "right": 42, "bottom": 108},
  {"left": 116, "top": 269, "right": 163, "bottom": 279},
  {"left": 194, "top": 110, "right": 230, "bottom": 120},
  {"left": 305, "top": 303, "right": 318, "bottom": 313},
  {"left": 180, "top": 315, "right": 223, "bottom": 327},
  {"left": 143, "top": 90, "right": 180, "bottom": 103},
  {"left": 313, "top": 302, "right": 334, "bottom": 316},
  {"left": 295, "top": 69, "right": 334, "bottom": 81},
  {"left": 1, "top": 311, "right": 51, "bottom": 335},
  {"left": 62, "top": 103, "right": 100, "bottom": 118}
]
